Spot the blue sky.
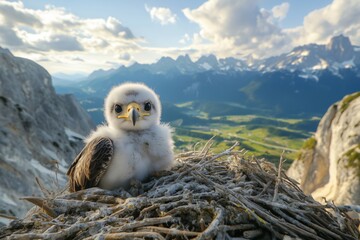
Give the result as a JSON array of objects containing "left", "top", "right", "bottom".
[
  {"left": 19, "top": 0, "right": 331, "bottom": 47},
  {"left": 1, "top": 0, "right": 358, "bottom": 74}
]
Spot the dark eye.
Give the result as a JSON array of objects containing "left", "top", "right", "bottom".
[
  {"left": 114, "top": 104, "right": 122, "bottom": 113},
  {"left": 144, "top": 102, "right": 151, "bottom": 111}
]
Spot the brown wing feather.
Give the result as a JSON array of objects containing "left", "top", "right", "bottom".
[{"left": 67, "top": 137, "right": 113, "bottom": 192}]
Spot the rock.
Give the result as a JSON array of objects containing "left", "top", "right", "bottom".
[
  {"left": 326, "top": 34, "right": 354, "bottom": 62},
  {"left": 0, "top": 48, "right": 94, "bottom": 220},
  {"left": 287, "top": 92, "right": 360, "bottom": 206}
]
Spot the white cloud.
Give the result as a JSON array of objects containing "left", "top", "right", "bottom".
[
  {"left": 271, "top": 2, "right": 289, "bottom": 21},
  {"left": 0, "top": 26, "right": 23, "bottom": 46},
  {"left": 29, "top": 34, "right": 84, "bottom": 52},
  {"left": 0, "top": 1, "right": 41, "bottom": 27},
  {"left": 0, "top": 0, "right": 359, "bottom": 74},
  {"left": 0, "top": 1, "right": 140, "bottom": 73},
  {"left": 182, "top": 0, "right": 291, "bottom": 58},
  {"left": 118, "top": 52, "right": 131, "bottom": 61},
  {"left": 145, "top": 5, "right": 177, "bottom": 25},
  {"left": 71, "top": 57, "right": 84, "bottom": 62},
  {"left": 181, "top": 0, "right": 360, "bottom": 60},
  {"left": 179, "top": 33, "right": 190, "bottom": 44},
  {"left": 287, "top": 0, "right": 360, "bottom": 46}
]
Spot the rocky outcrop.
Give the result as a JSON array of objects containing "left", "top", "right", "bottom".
[
  {"left": 326, "top": 34, "right": 354, "bottom": 63},
  {"left": 287, "top": 92, "right": 360, "bottom": 206},
  {"left": 0, "top": 48, "right": 94, "bottom": 221}
]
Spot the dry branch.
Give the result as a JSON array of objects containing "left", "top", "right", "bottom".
[{"left": 1, "top": 141, "right": 359, "bottom": 240}]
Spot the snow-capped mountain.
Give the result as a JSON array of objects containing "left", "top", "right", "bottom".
[
  {"left": 256, "top": 35, "right": 358, "bottom": 74},
  {"left": 54, "top": 35, "right": 360, "bottom": 125},
  {"left": 196, "top": 54, "right": 219, "bottom": 70},
  {"left": 79, "top": 35, "right": 358, "bottom": 80},
  {"left": 147, "top": 54, "right": 247, "bottom": 74}
]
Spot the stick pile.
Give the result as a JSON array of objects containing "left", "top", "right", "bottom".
[{"left": 1, "top": 142, "right": 359, "bottom": 239}]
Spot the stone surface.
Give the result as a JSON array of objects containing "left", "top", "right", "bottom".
[
  {"left": 287, "top": 92, "right": 360, "bottom": 206},
  {"left": 326, "top": 34, "right": 354, "bottom": 62},
  {"left": 0, "top": 48, "right": 94, "bottom": 220}
]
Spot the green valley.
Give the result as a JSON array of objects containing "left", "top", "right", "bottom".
[{"left": 170, "top": 102, "right": 320, "bottom": 169}]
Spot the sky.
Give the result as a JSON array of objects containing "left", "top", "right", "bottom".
[{"left": 0, "top": 0, "right": 359, "bottom": 75}]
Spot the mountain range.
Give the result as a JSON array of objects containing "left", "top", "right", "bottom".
[
  {"left": 55, "top": 35, "right": 360, "bottom": 125},
  {"left": 79, "top": 34, "right": 360, "bottom": 76}
]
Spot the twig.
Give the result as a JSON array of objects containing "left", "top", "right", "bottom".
[
  {"left": 8, "top": 222, "right": 94, "bottom": 240},
  {"left": 337, "top": 205, "right": 360, "bottom": 213},
  {"left": 21, "top": 197, "right": 57, "bottom": 217},
  {"left": 198, "top": 135, "right": 216, "bottom": 157},
  {"left": 104, "top": 231, "right": 165, "bottom": 240},
  {"left": 35, "top": 177, "right": 52, "bottom": 198},
  {"left": 0, "top": 213, "right": 17, "bottom": 220},
  {"left": 116, "top": 216, "right": 175, "bottom": 232},
  {"left": 243, "top": 229, "right": 263, "bottom": 239},
  {"left": 196, "top": 207, "right": 225, "bottom": 240},
  {"left": 272, "top": 151, "right": 284, "bottom": 202},
  {"left": 221, "top": 224, "right": 256, "bottom": 231},
  {"left": 139, "top": 226, "right": 200, "bottom": 237}
]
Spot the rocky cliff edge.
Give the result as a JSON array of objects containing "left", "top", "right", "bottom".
[
  {"left": 287, "top": 92, "right": 360, "bottom": 207},
  {"left": 0, "top": 48, "right": 94, "bottom": 222}
]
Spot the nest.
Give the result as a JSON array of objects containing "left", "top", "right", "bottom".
[{"left": 1, "top": 142, "right": 359, "bottom": 240}]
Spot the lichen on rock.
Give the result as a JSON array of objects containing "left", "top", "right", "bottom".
[{"left": 343, "top": 144, "right": 360, "bottom": 177}]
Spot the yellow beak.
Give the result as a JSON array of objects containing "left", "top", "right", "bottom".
[{"left": 116, "top": 102, "right": 150, "bottom": 126}]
